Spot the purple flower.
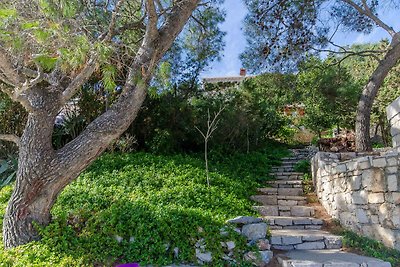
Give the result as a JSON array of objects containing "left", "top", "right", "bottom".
[{"left": 116, "top": 263, "right": 139, "bottom": 267}]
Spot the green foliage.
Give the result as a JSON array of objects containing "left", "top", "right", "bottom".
[
  {"left": 130, "top": 74, "right": 292, "bottom": 154},
  {"left": 0, "top": 147, "right": 288, "bottom": 266},
  {"left": 294, "top": 160, "right": 310, "bottom": 174},
  {"left": 341, "top": 230, "right": 400, "bottom": 266},
  {"left": 340, "top": 41, "right": 400, "bottom": 146},
  {"left": 0, "top": 157, "right": 17, "bottom": 188},
  {"left": 297, "top": 57, "right": 361, "bottom": 134}
]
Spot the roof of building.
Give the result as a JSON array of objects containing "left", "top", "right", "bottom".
[{"left": 202, "top": 75, "right": 253, "bottom": 84}]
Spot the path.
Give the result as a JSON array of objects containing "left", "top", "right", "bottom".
[{"left": 251, "top": 148, "right": 392, "bottom": 267}]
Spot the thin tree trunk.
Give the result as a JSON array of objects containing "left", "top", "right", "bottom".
[{"left": 355, "top": 34, "right": 400, "bottom": 151}]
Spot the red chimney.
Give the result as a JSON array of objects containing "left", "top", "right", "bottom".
[{"left": 240, "top": 68, "right": 247, "bottom": 76}]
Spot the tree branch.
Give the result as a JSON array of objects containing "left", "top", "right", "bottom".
[
  {"left": 341, "top": 0, "right": 396, "bottom": 37},
  {"left": 0, "top": 47, "right": 21, "bottom": 86},
  {"left": 61, "top": 54, "right": 98, "bottom": 103},
  {"left": 56, "top": 0, "right": 201, "bottom": 181},
  {"left": 103, "top": 0, "right": 125, "bottom": 42},
  {"left": 0, "top": 134, "right": 20, "bottom": 146},
  {"left": 146, "top": 0, "right": 159, "bottom": 40}
]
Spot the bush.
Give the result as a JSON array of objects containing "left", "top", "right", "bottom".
[
  {"left": 294, "top": 160, "right": 311, "bottom": 174},
  {"left": 0, "top": 146, "right": 288, "bottom": 266}
]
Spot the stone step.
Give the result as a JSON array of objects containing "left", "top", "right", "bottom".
[
  {"left": 257, "top": 187, "right": 304, "bottom": 196},
  {"left": 250, "top": 195, "right": 307, "bottom": 206},
  {"left": 269, "top": 172, "right": 304, "bottom": 176},
  {"left": 270, "top": 229, "right": 342, "bottom": 250},
  {"left": 263, "top": 216, "right": 323, "bottom": 230},
  {"left": 277, "top": 250, "right": 392, "bottom": 266},
  {"left": 271, "top": 168, "right": 296, "bottom": 174},
  {"left": 265, "top": 180, "right": 303, "bottom": 188},
  {"left": 253, "top": 205, "right": 315, "bottom": 217},
  {"left": 274, "top": 175, "right": 301, "bottom": 181}
]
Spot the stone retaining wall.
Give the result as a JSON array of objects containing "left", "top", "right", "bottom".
[{"left": 311, "top": 151, "right": 400, "bottom": 250}]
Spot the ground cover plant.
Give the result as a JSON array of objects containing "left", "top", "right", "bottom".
[
  {"left": 341, "top": 230, "right": 400, "bottom": 267},
  {"left": 0, "top": 145, "right": 288, "bottom": 266}
]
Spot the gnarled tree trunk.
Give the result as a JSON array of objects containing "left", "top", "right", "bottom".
[
  {"left": 1, "top": 0, "right": 200, "bottom": 249},
  {"left": 355, "top": 34, "right": 400, "bottom": 151}
]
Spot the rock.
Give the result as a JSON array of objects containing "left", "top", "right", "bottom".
[
  {"left": 294, "top": 241, "right": 325, "bottom": 250},
  {"left": 114, "top": 235, "right": 123, "bottom": 243},
  {"left": 195, "top": 248, "right": 212, "bottom": 263},
  {"left": 226, "top": 216, "right": 263, "bottom": 225},
  {"left": 260, "top": 250, "right": 273, "bottom": 265},
  {"left": 242, "top": 222, "right": 267, "bottom": 241},
  {"left": 244, "top": 250, "right": 273, "bottom": 266},
  {"left": 257, "top": 239, "right": 271, "bottom": 250},
  {"left": 173, "top": 247, "right": 179, "bottom": 258},
  {"left": 226, "top": 241, "right": 235, "bottom": 250}
]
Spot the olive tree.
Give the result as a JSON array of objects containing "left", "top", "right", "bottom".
[{"left": 0, "top": 0, "right": 201, "bottom": 248}]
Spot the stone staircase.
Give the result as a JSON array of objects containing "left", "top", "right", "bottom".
[{"left": 251, "top": 148, "right": 392, "bottom": 266}]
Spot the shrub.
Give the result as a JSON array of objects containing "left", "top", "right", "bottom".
[{"left": 0, "top": 146, "right": 288, "bottom": 266}]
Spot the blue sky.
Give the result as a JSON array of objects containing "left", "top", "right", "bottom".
[{"left": 202, "top": 1, "right": 400, "bottom": 78}]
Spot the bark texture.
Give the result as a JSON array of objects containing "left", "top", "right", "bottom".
[
  {"left": 355, "top": 33, "right": 400, "bottom": 151},
  {"left": 2, "top": 0, "right": 200, "bottom": 248}
]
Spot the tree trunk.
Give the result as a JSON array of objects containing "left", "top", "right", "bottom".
[
  {"left": 355, "top": 34, "right": 400, "bottom": 151},
  {"left": 2, "top": 1, "right": 200, "bottom": 249}
]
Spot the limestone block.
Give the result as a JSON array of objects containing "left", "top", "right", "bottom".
[
  {"left": 371, "top": 215, "right": 379, "bottom": 224},
  {"left": 324, "top": 236, "right": 343, "bottom": 249},
  {"left": 386, "top": 157, "right": 398, "bottom": 167},
  {"left": 362, "top": 168, "right": 386, "bottom": 192},
  {"left": 365, "top": 261, "right": 391, "bottom": 267},
  {"left": 227, "top": 216, "right": 263, "bottom": 225},
  {"left": 333, "top": 179, "right": 347, "bottom": 193},
  {"left": 242, "top": 223, "right": 267, "bottom": 241},
  {"left": 387, "top": 192, "right": 400, "bottom": 205},
  {"left": 324, "top": 262, "right": 358, "bottom": 267},
  {"left": 393, "top": 207, "right": 400, "bottom": 228},
  {"left": 274, "top": 217, "right": 293, "bottom": 226},
  {"left": 341, "top": 153, "right": 356, "bottom": 161},
  {"left": 260, "top": 250, "right": 273, "bottom": 265},
  {"left": 386, "top": 166, "right": 397, "bottom": 174},
  {"left": 336, "top": 164, "right": 347, "bottom": 173},
  {"left": 281, "top": 236, "right": 302, "bottom": 245},
  {"left": 339, "top": 212, "right": 354, "bottom": 227},
  {"left": 334, "top": 193, "right": 347, "bottom": 210},
  {"left": 346, "top": 161, "right": 356, "bottom": 172},
  {"left": 375, "top": 226, "right": 396, "bottom": 248},
  {"left": 283, "top": 261, "right": 322, "bottom": 267},
  {"left": 356, "top": 157, "right": 371, "bottom": 170},
  {"left": 387, "top": 174, "right": 398, "bottom": 192},
  {"left": 355, "top": 208, "right": 369, "bottom": 224},
  {"left": 372, "top": 157, "right": 387, "bottom": 168},
  {"left": 350, "top": 176, "right": 362, "bottom": 191},
  {"left": 352, "top": 191, "right": 368, "bottom": 205},
  {"left": 257, "top": 239, "right": 270, "bottom": 251},
  {"left": 294, "top": 241, "right": 325, "bottom": 250},
  {"left": 196, "top": 249, "right": 212, "bottom": 263},
  {"left": 270, "top": 235, "right": 282, "bottom": 245},
  {"left": 391, "top": 124, "right": 400, "bottom": 138},
  {"left": 368, "top": 193, "right": 385, "bottom": 204}
]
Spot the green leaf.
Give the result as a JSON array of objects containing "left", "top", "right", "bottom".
[
  {"left": 21, "top": 21, "right": 40, "bottom": 30},
  {"left": 102, "top": 65, "right": 117, "bottom": 92},
  {"left": 34, "top": 54, "right": 58, "bottom": 71},
  {"left": 0, "top": 8, "right": 17, "bottom": 19}
]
